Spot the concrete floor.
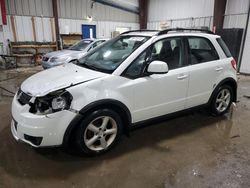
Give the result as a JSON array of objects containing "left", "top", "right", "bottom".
[{"left": 0, "top": 67, "right": 250, "bottom": 188}]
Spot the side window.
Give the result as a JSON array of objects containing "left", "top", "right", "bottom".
[
  {"left": 188, "top": 37, "right": 219, "bottom": 64},
  {"left": 123, "top": 51, "right": 147, "bottom": 79},
  {"left": 150, "top": 37, "right": 184, "bottom": 70},
  {"left": 216, "top": 38, "right": 232, "bottom": 57}
]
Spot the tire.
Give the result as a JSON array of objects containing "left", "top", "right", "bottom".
[
  {"left": 75, "top": 109, "right": 123, "bottom": 156},
  {"left": 210, "top": 85, "right": 233, "bottom": 116}
]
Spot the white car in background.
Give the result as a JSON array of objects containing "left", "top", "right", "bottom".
[
  {"left": 42, "top": 38, "right": 108, "bottom": 69},
  {"left": 11, "top": 28, "right": 237, "bottom": 156}
]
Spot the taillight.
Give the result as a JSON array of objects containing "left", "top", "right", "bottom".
[{"left": 231, "top": 59, "right": 237, "bottom": 70}]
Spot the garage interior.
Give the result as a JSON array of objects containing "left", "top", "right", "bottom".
[{"left": 0, "top": 0, "right": 250, "bottom": 187}]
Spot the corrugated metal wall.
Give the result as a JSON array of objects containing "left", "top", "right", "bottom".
[
  {"left": 0, "top": 0, "right": 139, "bottom": 54},
  {"left": 58, "top": 0, "right": 138, "bottom": 22},
  {"left": 147, "top": 0, "right": 214, "bottom": 29},
  {"left": 147, "top": 0, "right": 250, "bottom": 30},
  {"left": 5, "top": 0, "right": 53, "bottom": 17},
  {"left": 147, "top": 16, "right": 213, "bottom": 30},
  {"left": 5, "top": 15, "right": 139, "bottom": 42},
  {"left": 148, "top": 0, "right": 214, "bottom": 21},
  {"left": 5, "top": 0, "right": 139, "bottom": 22},
  {"left": 223, "top": 0, "right": 250, "bottom": 28},
  {"left": 59, "top": 18, "right": 139, "bottom": 37}
]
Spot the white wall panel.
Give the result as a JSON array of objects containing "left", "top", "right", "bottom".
[
  {"left": 4, "top": 16, "right": 53, "bottom": 42},
  {"left": 148, "top": 16, "right": 213, "bottom": 30},
  {"left": 224, "top": 14, "right": 248, "bottom": 28},
  {"left": 225, "top": 0, "right": 249, "bottom": 15},
  {"left": 223, "top": 0, "right": 250, "bottom": 28},
  {"left": 29, "top": 0, "right": 37, "bottom": 16},
  {"left": 59, "top": 18, "right": 139, "bottom": 38},
  {"left": 96, "top": 21, "right": 139, "bottom": 38},
  {"left": 240, "top": 15, "right": 250, "bottom": 74},
  {"left": 22, "top": 17, "right": 33, "bottom": 41},
  {"left": 35, "top": 17, "right": 53, "bottom": 42},
  {"left": 57, "top": 0, "right": 138, "bottom": 22},
  {"left": 15, "top": 16, "right": 25, "bottom": 41},
  {"left": 148, "top": 0, "right": 214, "bottom": 22},
  {"left": 6, "top": 0, "right": 138, "bottom": 22},
  {"left": 148, "top": 0, "right": 214, "bottom": 30},
  {"left": 6, "top": 0, "right": 53, "bottom": 16}
]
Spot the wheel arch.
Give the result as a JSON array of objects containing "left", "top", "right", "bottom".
[
  {"left": 63, "top": 99, "right": 132, "bottom": 147},
  {"left": 208, "top": 77, "right": 237, "bottom": 105}
]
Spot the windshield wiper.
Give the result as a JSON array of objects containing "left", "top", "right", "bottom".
[{"left": 80, "top": 63, "right": 98, "bottom": 71}]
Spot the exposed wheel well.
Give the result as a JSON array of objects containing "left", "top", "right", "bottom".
[{"left": 63, "top": 100, "right": 131, "bottom": 147}]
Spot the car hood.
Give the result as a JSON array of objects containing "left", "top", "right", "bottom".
[
  {"left": 21, "top": 63, "right": 107, "bottom": 97},
  {"left": 45, "top": 49, "right": 86, "bottom": 59}
]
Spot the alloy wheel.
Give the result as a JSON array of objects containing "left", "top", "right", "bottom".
[
  {"left": 215, "top": 88, "right": 231, "bottom": 112},
  {"left": 84, "top": 116, "right": 118, "bottom": 151}
]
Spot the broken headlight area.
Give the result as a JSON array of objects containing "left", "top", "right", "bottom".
[{"left": 29, "top": 90, "right": 73, "bottom": 115}]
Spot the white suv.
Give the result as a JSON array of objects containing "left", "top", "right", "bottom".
[{"left": 11, "top": 29, "right": 237, "bottom": 155}]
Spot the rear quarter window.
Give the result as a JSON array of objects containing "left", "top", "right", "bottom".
[{"left": 216, "top": 38, "right": 232, "bottom": 57}]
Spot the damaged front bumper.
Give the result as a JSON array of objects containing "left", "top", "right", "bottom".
[{"left": 11, "top": 94, "right": 77, "bottom": 147}]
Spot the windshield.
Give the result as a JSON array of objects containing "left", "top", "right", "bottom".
[
  {"left": 77, "top": 35, "right": 150, "bottom": 73},
  {"left": 69, "top": 40, "right": 93, "bottom": 51}
]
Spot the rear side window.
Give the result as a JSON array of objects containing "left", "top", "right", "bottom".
[
  {"left": 216, "top": 38, "right": 232, "bottom": 57},
  {"left": 188, "top": 37, "right": 219, "bottom": 64}
]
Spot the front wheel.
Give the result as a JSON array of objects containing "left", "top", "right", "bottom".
[
  {"left": 75, "top": 109, "right": 123, "bottom": 156},
  {"left": 210, "top": 85, "right": 233, "bottom": 116}
]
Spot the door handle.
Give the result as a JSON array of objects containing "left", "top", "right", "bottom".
[
  {"left": 215, "top": 67, "right": 223, "bottom": 72},
  {"left": 177, "top": 74, "right": 188, "bottom": 80}
]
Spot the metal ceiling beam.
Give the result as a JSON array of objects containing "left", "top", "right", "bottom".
[
  {"left": 213, "top": 0, "right": 227, "bottom": 33},
  {"left": 139, "top": 0, "right": 148, "bottom": 29},
  {"left": 93, "top": 0, "right": 139, "bottom": 14}
]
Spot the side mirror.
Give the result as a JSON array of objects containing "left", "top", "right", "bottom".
[{"left": 147, "top": 61, "right": 169, "bottom": 74}]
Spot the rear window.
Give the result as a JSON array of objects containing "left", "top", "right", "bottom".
[{"left": 216, "top": 38, "right": 232, "bottom": 57}]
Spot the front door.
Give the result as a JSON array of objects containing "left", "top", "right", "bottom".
[{"left": 123, "top": 37, "right": 189, "bottom": 123}]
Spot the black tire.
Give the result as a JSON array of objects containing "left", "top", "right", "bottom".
[
  {"left": 75, "top": 109, "right": 123, "bottom": 156},
  {"left": 210, "top": 85, "right": 233, "bottom": 116}
]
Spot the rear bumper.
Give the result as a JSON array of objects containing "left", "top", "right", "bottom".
[{"left": 11, "top": 94, "right": 77, "bottom": 147}]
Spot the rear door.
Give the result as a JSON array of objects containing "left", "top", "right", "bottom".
[{"left": 186, "top": 36, "right": 224, "bottom": 108}]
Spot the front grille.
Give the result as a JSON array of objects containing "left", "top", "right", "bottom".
[
  {"left": 17, "top": 89, "right": 32, "bottom": 105},
  {"left": 42, "top": 56, "right": 49, "bottom": 61}
]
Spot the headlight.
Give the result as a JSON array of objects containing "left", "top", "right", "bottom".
[
  {"left": 51, "top": 96, "right": 67, "bottom": 110},
  {"left": 29, "top": 90, "right": 73, "bottom": 114},
  {"left": 50, "top": 57, "right": 69, "bottom": 63}
]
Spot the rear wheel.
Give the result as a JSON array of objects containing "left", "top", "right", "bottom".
[
  {"left": 75, "top": 109, "right": 123, "bottom": 156},
  {"left": 210, "top": 85, "right": 233, "bottom": 116}
]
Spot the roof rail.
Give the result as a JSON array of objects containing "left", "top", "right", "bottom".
[
  {"left": 157, "top": 28, "right": 214, "bottom": 35},
  {"left": 121, "top": 29, "right": 159, "bottom": 35}
]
